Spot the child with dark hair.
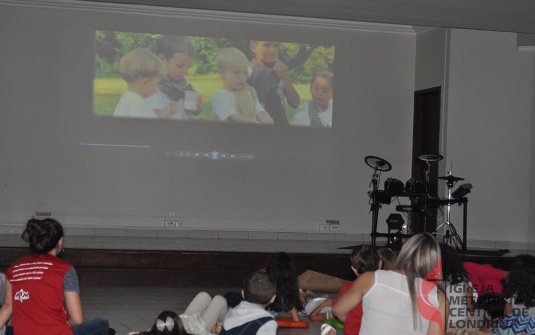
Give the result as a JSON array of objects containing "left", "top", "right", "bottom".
[
  {"left": 146, "top": 35, "right": 202, "bottom": 120},
  {"left": 439, "top": 244, "right": 484, "bottom": 334},
  {"left": 131, "top": 311, "right": 190, "bottom": 335},
  {"left": 292, "top": 70, "right": 333, "bottom": 127},
  {"left": 130, "top": 293, "right": 227, "bottom": 335},
  {"left": 0, "top": 218, "right": 112, "bottom": 335},
  {"left": 487, "top": 254, "right": 535, "bottom": 335},
  {"left": 266, "top": 252, "right": 303, "bottom": 321},
  {"left": 333, "top": 244, "right": 380, "bottom": 335},
  {"left": 221, "top": 271, "right": 277, "bottom": 335},
  {"left": 377, "top": 248, "right": 397, "bottom": 270}
]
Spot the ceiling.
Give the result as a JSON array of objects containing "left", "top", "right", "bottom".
[{"left": 81, "top": 0, "right": 535, "bottom": 34}]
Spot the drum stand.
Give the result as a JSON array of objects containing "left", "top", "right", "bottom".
[
  {"left": 417, "top": 154, "right": 443, "bottom": 232},
  {"left": 433, "top": 177, "right": 463, "bottom": 248}
]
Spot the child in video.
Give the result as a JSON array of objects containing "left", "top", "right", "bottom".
[
  {"left": 221, "top": 271, "right": 278, "bottom": 335},
  {"left": 292, "top": 70, "right": 333, "bottom": 127},
  {"left": 333, "top": 245, "right": 380, "bottom": 335},
  {"left": 146, "top": 35, "right": 202, "bottom": 119},
  {"left": 211, "top": 48, "right": 273, "bottom": 124},
  {"left": 248, "top": 41, "right": 300, "bottom": 125},
  {"left": 113, "top": 49, "right": 167, "bottom": 118}
]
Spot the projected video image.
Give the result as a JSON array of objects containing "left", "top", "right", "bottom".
[{"left": 94, "top": 31, "right": 335, "bottom": 127}]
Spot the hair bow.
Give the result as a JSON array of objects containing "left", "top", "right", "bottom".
[{"left": 156, "top": 316, "right": 175, "bottom": 332}]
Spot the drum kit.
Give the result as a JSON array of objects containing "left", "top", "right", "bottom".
[{"left": 365, "top": 154, "right": 472, "bottom": 249}]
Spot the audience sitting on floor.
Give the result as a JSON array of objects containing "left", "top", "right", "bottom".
[{"left": 333, "top": 233, "right": 448, "bottom": 335}]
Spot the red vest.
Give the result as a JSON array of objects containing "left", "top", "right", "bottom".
[{"left": 7, "top": 253, "right": 73, "bottom": 335}]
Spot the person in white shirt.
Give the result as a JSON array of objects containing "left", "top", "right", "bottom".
[{"left": 333, "top": 233, "right": 448, "bottom": 335}]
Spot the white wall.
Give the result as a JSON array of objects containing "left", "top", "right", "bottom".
[
  {"left": 0, "top": 2, "right": 416, "bottom": 235},
  {"left": 415, "top": 28, "right": 446, "bottom": 91},
  {"left": 446, "top": 29, "right": 534, "bottom": 243},
  {"left": 1, "top": 2, "right": 534, "bottom": 245}
]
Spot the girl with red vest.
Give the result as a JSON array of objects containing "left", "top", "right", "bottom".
[{"left": 0, "top": 218, "right": 113, "bottom": 335}]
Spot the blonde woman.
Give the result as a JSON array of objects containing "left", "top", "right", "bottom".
[{"left": 333, "top": 233, "right": 448, "bottom": 335}]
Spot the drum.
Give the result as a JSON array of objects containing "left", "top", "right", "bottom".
[
  {"left": 384, "top": 178, "right": 405, "bottom": 193},
  {"left": 405, "top": 178, "right": 425, "bottom": 194}
]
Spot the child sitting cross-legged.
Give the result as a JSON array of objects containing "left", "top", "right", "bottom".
[{"left": 221, "top": 271, "right": 278, "bottom": 335}]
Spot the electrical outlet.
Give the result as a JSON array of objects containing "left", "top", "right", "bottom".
[
  {"left": 164, "top": 220, "right": 177, "bottom": 228},
  {"left": 329, "top": 224, "right": 340, "bottom": 231},
  {"left": 164, "top": 220, "right": 185, "bottom": 228},
  {"left": 169, "top": 211, "right": 178, "bottom": 216},
  {"left": 319, "top": 223, "right": 330, "bottom": 231}
]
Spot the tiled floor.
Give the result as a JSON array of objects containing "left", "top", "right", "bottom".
[{"left": 81, "top": 286, "right": 327, "bottom": 335}]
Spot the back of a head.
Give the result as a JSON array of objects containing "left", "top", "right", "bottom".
[
  {"left": 266, "top": 252, "right": 296, "bottom": 279},
  {"left": 503, "top": 254, "right": 535, "bottom": 308},
  {"left": 243, "top": 271, "right": 277, "bottom": 305},
  {"left": 22, "top": 218, "right": 64, "bottom": 255},
  {"left": 439, "top": 243, "right": 468, "bottom": 285},
  {"left": 154, "top": 35, "right": 196, "bottom": 60},
  {"left": 394, "top": 233, "right": 441, "bottom": 330},
  {"left": 142, "top": 310, "right": 186, "bottom": 335},
  {"left": 395, "top": 232, "right": 440, "bottom": 278},
  {"left": 377, "top": 248, "right": 397, "bottom": 270},
  {"left": 266, "top": 252, "right": 303, "bottom": 312},
  {"left": 350, "top": 245, "right": 380, "bottom": 274}
]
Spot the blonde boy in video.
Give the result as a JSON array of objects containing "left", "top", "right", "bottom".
[
  {"left": 211, "top": 48, "right": 273, "bottom": 124},
  {"left": 113, "top": 49, "right": 168, "bottom": 118}
]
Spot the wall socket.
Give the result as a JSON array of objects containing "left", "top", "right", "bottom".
[
  {"left": 169, "top": 211, "right": 178, "bottom": 216},
  {"left": 163, "top": 220, "right": 184, "bottom": 228},
  {"left": 329, "top": 224, "right": 340, "bottom": 231},
  {"left": 326, "top": 220, "right": 340, "bottom": 232},
  {"left": 318, "top": 223, "right": 330, "bottom": 231}
]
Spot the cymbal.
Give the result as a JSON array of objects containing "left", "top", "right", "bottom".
[
  {"left": 364, "top": 156, "right": 392, "bottom": 171},
  {"left": 418, "top": 153, "right": 443, "bottom": 162},
  {"left": 438, "top": 175, "right": 465, "bottom": 182}
]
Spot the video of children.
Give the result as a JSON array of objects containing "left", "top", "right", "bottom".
[{"left": 93, "top": 31, "right": 335, "bottom": 127}]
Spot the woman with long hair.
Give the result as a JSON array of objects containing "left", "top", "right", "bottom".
[
  {"left": 0, "top": 218, "right": 112, "bottom": 335},
  {"left": 487, "top": 254, "right": 535, "bottom": 334},
  {"left": 266, "top": 252, "right": 304, "bottom": 321},
  {"left": 333, "top": 233, "right": 448, "bottom": 335}
]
